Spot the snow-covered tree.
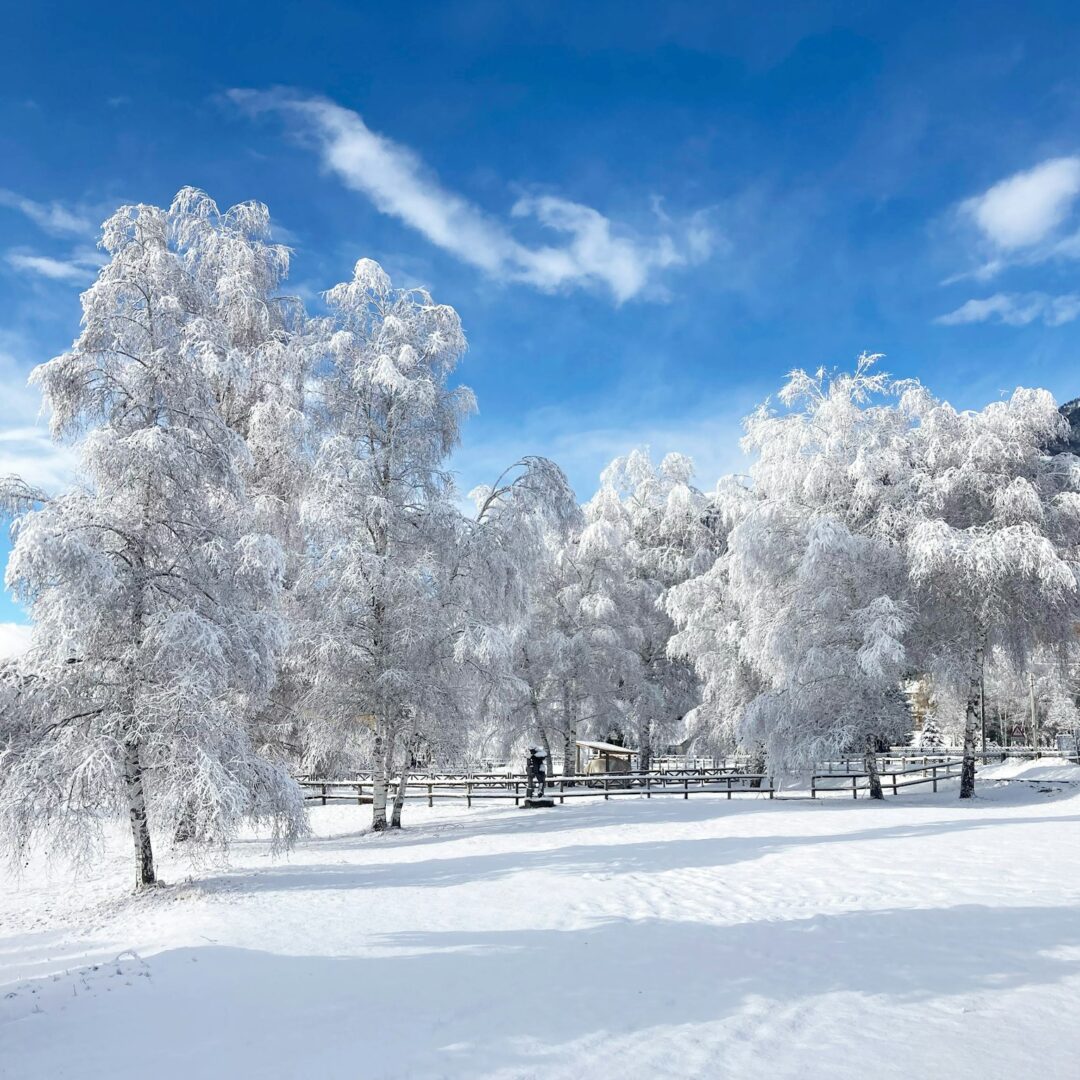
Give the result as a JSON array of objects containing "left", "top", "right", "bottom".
[
  {"left": 669, "top": 359, "right": 919, "bottom": 795},
  {"left": 665, "top": 476, "right": 761, "bottom": 760},
  {"left": 905, "top": 387, "right": 1080, "bottom": 796},
  {"left": 297, "top": 259, "right": 472, "bottom": 827},
  {"left": 917, "top": 714, "right": 945, "bottom": 750},
  {"left": 0, "top": 198, "right": 305, "bottom": 888},
  {"left": 508, "top": 512, "right": 637, "bottom": 776},
  {"left": 297, "top": 259, "right": 577, "bottom": 826},
  {"left": 590, "top": 449, "right": 718, "bottom": 769},
  {"left": 460, "top": 458, "right": 580, "bottom": 769}
]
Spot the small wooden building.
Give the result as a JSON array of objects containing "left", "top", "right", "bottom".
[{"left": 575, "top": 739, "right": 638, "bottom": 774}]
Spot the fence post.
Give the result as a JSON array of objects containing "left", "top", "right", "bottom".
[
  {"left": 322, "top": 783, "right": 327, "bottom": 807},
  {"left": 684, "top": 778, "right": 689, "bottom": 800},
  {"left": 467, "top": 782, "right": 472, "bottom": 809},
  {"left": 932, "top": 766, "right": 938, "bottom": 793},
  {"left": 852, "top": 774, "right": 858, "bottom": 800},
  {"left": 428, "top": 783, "right": 433, "bottom": 808},
  {"left": 892, "top": 772, "right": 898, "bottom": 796}
]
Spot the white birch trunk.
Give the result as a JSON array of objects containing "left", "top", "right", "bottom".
[
  {"left": 371, "top": 726, "right": 390, "bottom": 831},
  {"left": 390, "top": 765, "right": 409, "bottom": 828},
  {"left": 124, "top": 741, "right": 156, "bottom": 888}
]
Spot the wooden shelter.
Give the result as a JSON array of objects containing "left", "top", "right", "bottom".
[{"left": 575, "top": 739, "right": 638, "bottom": 774}]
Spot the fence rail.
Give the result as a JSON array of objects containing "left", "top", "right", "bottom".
[
  {"left": 299, "top": 770, "right": 775, "bottom": 807},
  {"left": 812, "top": 758, "right": 965, "bottom": 798},
  {"left": 816, "top": 748, "right": 1080, "bottom": 775}
]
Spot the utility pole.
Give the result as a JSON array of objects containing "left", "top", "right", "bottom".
[
  {"left": 980, "top": 655, "right": 986, "bottom": 754},
  {"left": 1029, "top": 672, "right": 1038, "bottom": 753}
]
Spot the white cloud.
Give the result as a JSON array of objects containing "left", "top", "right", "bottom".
[
  {"left": 0, "top": 189, "right": 94, "bottom": 237},
  {"left": 936, "top": 291, "right": 1080, "bottom": 327},
  {"left": 942, "top": 158, "right": 1080, "bottom": 324},
  {"left": 0, "top": 341, "right": 80, "bottom": 493},
  {"left": 229, "top": 89, "right": 714, "bottom": 303},
  {"left": 0, "top": 622, "right": 31, "bottom": 660},
  {"left": 961, "top": 157, "right": 1080, "bottom": 250},
  {"left": 5, "top": 251, "right": 99, "bottom": 283}
]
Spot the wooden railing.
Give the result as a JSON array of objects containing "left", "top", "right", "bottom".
[
  {"left": 812, "top": 758, "right": 964, "bottom": 798},
  {"left": 298, "top": 770, "right": 775, "bottom": 807}
]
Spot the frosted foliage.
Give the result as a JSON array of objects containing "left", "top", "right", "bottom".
[
  {"left": 669, "top": 361, "right": 915, "bottom": 768},
  {"left": 297, "top": 260, "right": 575, "bottom": 788},
  {"left": 906, "top": 385, "right": 1080, "bottom": 694},
  {"left": 586, "top": 449, "right": 720, "bottom": 760},
  {"left": 297, "top": 260, "right": 471, "bottom": 775},
  {"left": 0, "top": 194, "right": 307, "bottom": 880},
  {"left": 669, "top": 356, "right": 1080, "bottom": 780},
  {"left": 508, "top": 521, "right": 633, "bottom": 767}
]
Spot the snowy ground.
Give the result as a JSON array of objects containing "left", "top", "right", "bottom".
[{"left": 3, "top": 766, "right": 1080, "bottom": 1080}]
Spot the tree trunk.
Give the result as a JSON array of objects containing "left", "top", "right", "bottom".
[
  {"left": 638, "top": 717, "right": 652, "bottom": 774},
  {"left": 371, "top": 726, "right": 392, "bottom": 831},
  {"left": 863, "top": 736, "right": 884, "bottom": 800},
  {"left": 530, "top": 687, "right": 553, "bottom": 770},
  {"left": 124, "top": 741, "right": 156, "bottom": 889},
  {"left": 538, "top": 723, "right": 553, "bottom": 768},
  {"left": 390, "top": 764, "right": 409, "bottom": 828},
  {"left": 562, "top": 725, "right": 577, "bottom": 778},
  {"left": 960, "top": 650, "right": 983, "bottom": 798},
  {"left": 561, "top": 686, "right": 576, "bottom": 777}
]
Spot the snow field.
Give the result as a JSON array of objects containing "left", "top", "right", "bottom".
[{"left": 2, "top": 769, "right": 1080, "bottom": 1079}]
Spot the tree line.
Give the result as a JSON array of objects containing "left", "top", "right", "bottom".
[{"left": 2, "top": 189, "right": 1078, "bottom": 888}]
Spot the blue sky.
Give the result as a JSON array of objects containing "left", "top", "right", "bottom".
[{"left": 3, "top": 0, "right": 1080, "bottom": 636}]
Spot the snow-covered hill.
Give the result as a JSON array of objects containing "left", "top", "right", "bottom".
[{"left": 3, "top": 777, "right": 1079, "bottom": 1079}]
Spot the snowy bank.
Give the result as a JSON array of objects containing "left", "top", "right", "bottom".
[{"left": 2, "top": 785, "right": 1080, "bottom": 1079}]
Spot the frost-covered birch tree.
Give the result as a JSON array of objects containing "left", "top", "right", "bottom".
[
  {"left": 298, "top": 259, "right": 577, "bottom": 824},
  {"left": 461, "top": 458, "right": 580, "bottom": 768},
  {"left": 592, "top": 450, "right": 718, "bottom": 769},
  {"left": 168, "top": 187, "right": 322, "bottom": 769},
  {"left": 665, "top": 476, "right": 762, "bottom": 760},
  {"left": 0, "top": 199, "right": 305, "bottom": 888},
  {"left": 510, "top": 515, "right": 638, "bottom": 776},
  {"left": 669, "top": 359, "right": 918, "bottom": 794},
  {"left": 298, "top": 259, "right": 473, "bottom": 828},
  {"left": 905, "top": 387, "right": 1080, "bottom": 797}
]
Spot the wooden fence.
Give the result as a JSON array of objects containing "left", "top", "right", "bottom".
[
  {"left": 811, "top": 758, "right": 965, "bottom": 798},
  {"left": 299, "top": 769, "right": 775, "bottom": 807}
]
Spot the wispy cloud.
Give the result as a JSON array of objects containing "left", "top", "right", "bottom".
[
  {"left": 940, "top": 157, "right": 1080, "bottom": 326},
  {"left": 4, "top": 250, "right": 100, "bottom": 283},
  {"left": 0, "top": 189, "right": 94, "bottom": 237},
  {"left": 0, "top": 622, "right": 31, "bottom": 659},
  {"left": 0, "top": 339, "right": 80, "bottom": 494},
  {"left": 936, "top": 291, "right": 1080, "bottom": 327},
  {"left": 228, "top": 89, "right": 715, "bottom": 303},
  {"left": 961, "top": 157, "right": 1080, "bottom": 251}
]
